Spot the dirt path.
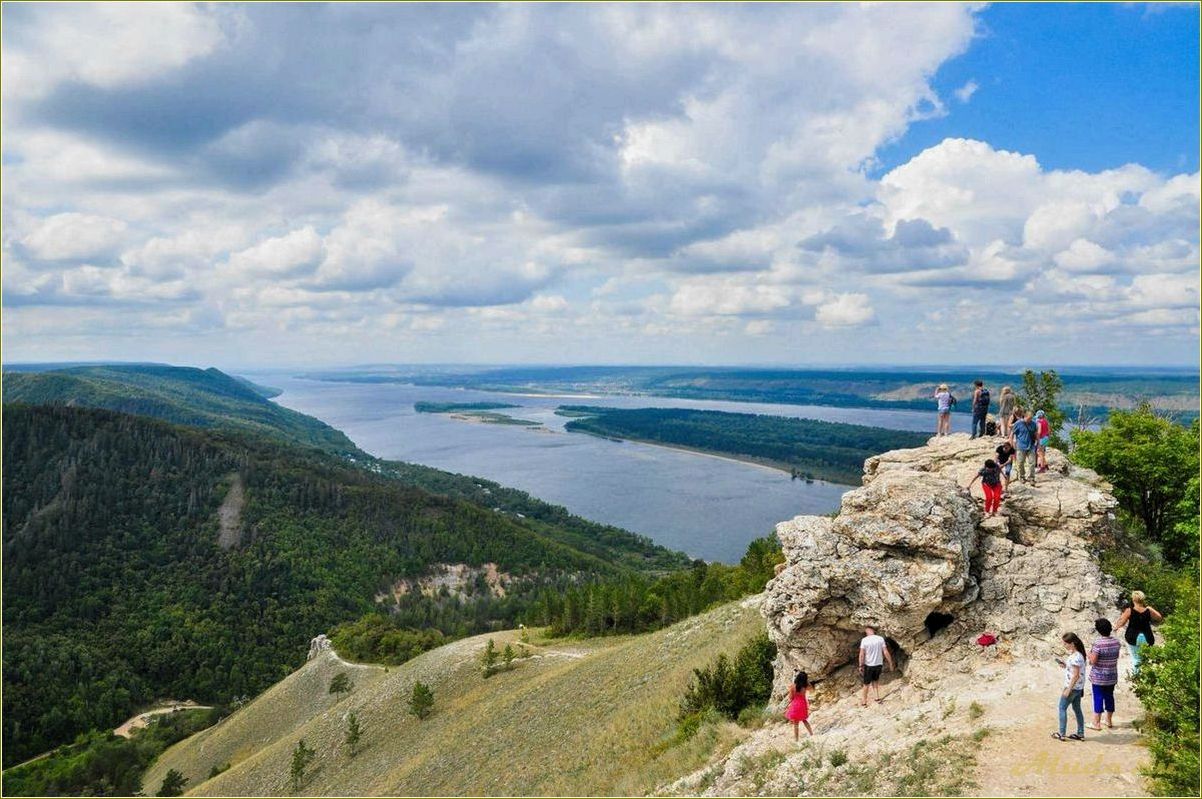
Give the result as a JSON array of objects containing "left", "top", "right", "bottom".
[
  {"left": 970, "top": 662, "right": 1149, "bottom": 797},
  {"left": 113, "top": 702, "right": 213, "bottom": 738}
]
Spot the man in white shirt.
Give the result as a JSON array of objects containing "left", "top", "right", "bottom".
[{"left": 858, "top": 625, "right": 895, "bottom": 706}]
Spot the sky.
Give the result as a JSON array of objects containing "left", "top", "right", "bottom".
[{"left": 2, "top": 2, "right": 1199, "bottom": 369}]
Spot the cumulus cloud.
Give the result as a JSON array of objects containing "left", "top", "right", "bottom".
[
  {"left": 813, "top": 292, "right": 877, "bottom": 328},
  {"left": 19, "top": 212, "right": 128, "bottom": 262},
  {"left": 0, "top": 4, "right": 1196, "bottom": 365}
]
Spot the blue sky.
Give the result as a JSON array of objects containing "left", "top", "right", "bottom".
[
  {"left": 878, "top": 2, "right": 1200, "bottom": 176},
  {"left": 2, "top": 3, "right": 1198, "bottom": 368}
]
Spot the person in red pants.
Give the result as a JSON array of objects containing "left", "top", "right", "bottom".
[{"left": 965, "top": 458, "right": 1004, "bottom": 516}]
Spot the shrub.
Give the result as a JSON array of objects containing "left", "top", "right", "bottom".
[
  {"left": 1132, "top": 571, "right": 1200, "bottom": 796},
  {"left": 156, "top": 769, "right": 187, "bottom": 797},
  {"left": 409, "top": 681, "right": 435, "bottom": 720},
  {"left": 828, "top": 749, "right": 849, "bottom": 767},
  {"left": 680, "top": 632, "right": 775, "bottom": 722}
]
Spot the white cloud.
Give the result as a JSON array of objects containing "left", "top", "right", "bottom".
[
  {"left": 20, "top": 212, "right": 128, "bottom": 262},
  {"left": 2, "top": 3, "right": 230, "bottom": 100},
  {"left": 953, "top": 79, "right": 979, "bottom": 103},
  {"left": 814, "top": 292, "right": 876, "bottom": 328},
  {"left": 227, "top": 227, "right": 325, "bottom": 278}
]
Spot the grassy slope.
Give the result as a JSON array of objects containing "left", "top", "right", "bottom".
[
  {"left": 144, "top": 600, "right": 763, "bottom": 797},
  {"left": 2, "top": 365, "right": 356, "bottom": 454}
]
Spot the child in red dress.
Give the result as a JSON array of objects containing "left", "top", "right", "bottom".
[{"left": 785, "top": 671, "right": 813, "bottom": 739}]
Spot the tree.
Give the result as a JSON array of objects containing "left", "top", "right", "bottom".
[
  {"left": 344, "top": 712, "right": 362, "bottom": 756},
  {"left": 1020, "top": 369, "right": 1066, "bottom": 445},
  {"left": 156, "top": 769, "right": 188, "bottom": 797},
  {"left": 289, "top": 739, "right": 315, "bottom": 792},
  {"left": 481, "top": 639, "right": 499, "bottom": 677},
  {"left": 502, "top": 643, "right": 516, "bottom": 671},
  {"left": 1072, "top": 408, "right": 1199, "bottom": 563},
  {"left": 328, "top": 673, "right": 353, "bottom": 696},
  {"left": 1132, "top": 569, "right": 1200, "bottom": 796},
  {"left": 409, "top": 681, "right": 434, "bottom": 719}
]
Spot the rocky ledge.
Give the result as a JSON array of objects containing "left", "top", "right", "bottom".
[{"left": 763, "top": 433, "right": 1120, "bottom": 696}]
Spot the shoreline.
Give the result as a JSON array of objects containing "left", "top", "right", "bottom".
[{"left": 565, "top": 429, "right": 856, "bottom": 486}]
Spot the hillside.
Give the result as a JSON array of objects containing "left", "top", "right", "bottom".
[
  {"left": 0, "top": 405, "right": 682, "bottom": 767},
  {"left": 2, "top": 364, "right": 356, "bottom": 455},
  {"left": 142, "top": 600, "right": 764, "bottom": 796},
  {"left": 138, "top": 434, "right": 1159, "bottom": 798},
  {"left": 2, "top": 363, "right": 687, "bottom": 574},
  {"left": 559, "top": 406, "right": 928, "bottom": 484}
]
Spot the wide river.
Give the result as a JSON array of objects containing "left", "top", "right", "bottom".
[{"left": 260, "top": 375, "right": 969, "bottom": 563}]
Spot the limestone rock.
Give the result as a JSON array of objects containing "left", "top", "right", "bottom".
[
  {"left": 308, "top": 634, "right": 331, "bottom": 660},
  {"left": 764, "top": 433, "right": 1119, "bottom": 698}
]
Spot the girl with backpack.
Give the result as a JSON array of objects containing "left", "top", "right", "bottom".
[{"left": 965, "top": 458, "right": 1004, "bottom": 516}]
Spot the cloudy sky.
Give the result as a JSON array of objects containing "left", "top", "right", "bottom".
[{"left": 3, "top": 2, "right": 1198, "bottom": 368}]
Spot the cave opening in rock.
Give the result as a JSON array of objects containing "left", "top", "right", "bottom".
[{"left": 924, "top": 611, "right": 955, "bottom": 637}]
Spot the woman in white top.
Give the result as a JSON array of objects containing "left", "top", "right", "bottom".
[
  {"left": 933, "top": 384, "right": 955, "bottom": 437},
  {"left": 1053, "top": 632, "right": 1087, "bottom": 741}
]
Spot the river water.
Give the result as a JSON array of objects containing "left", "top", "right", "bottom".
[{"left": 261, "top": 375, "right": 968, "bottom": 563}]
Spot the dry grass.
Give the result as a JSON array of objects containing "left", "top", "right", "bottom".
[{"left": 144, "top": 600, "right": 763, "bottom": 796}]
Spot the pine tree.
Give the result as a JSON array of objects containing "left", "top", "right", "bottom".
[
  {"left": 328, "top": 672, "right": 353, "bottom": 695},
  {"left": 481, "top": 639, "right": 499, "bottom": 677},
  {"left": 156, "top": 769, "right": 188, "bottom": 797},
  {"left": 502, "top": 643, "right": 516, "bottom": 671},
  {"left": 289, "top": 739, "right": 315, "bottom": 792},
  {"left": 409, "top": 681, "right": 434, "bottom": 719},
  {"left": 344, "top": 712, "right": 362, "bottom": 756}
]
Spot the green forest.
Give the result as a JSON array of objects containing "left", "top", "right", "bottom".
[
  {"left": 528, "top": 535, "right": 783, "bottom": 637},
  {"left": 3, "top": 365, "right": 357, "bottom": 455},
  {"left": 1, "top": 403, "right": 681, "bottom": 769},
  {"left": 560, "top": 406, "right": 927, "bottom": 484}
]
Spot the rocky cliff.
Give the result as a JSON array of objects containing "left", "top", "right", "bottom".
[
  {"left": 662, "top": 434, "right": 1146, "bottom": 798},
  {"left": 763, "top": 433, "right": 1120, "bottom": 697}
]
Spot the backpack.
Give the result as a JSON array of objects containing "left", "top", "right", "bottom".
[
  {"left": 985, "top": 420, "right": 997, "bottom": 436},
  {"left": 976, "top": 388, "right": 990, "bottom": 409}
]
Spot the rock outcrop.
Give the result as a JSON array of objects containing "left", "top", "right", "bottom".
[
  {"left": 763, "top": 434, "right": 1119, "bottom": 696},
  {"left": 307, "top": 634, "right": 331, "bottom": 660}
]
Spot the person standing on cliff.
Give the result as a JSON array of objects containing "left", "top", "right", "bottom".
[
  {"left": 933, "top": 384, "right": 955, "bottom": 436},
  {"left": 970, "top": 380, "right": 991, "bottom": 439},
  {"left": 858, "top": 625, "right": 894, "bottom": 706},
  {"left": 1011, "top": 410, "right": 1039, "bottom": 484}
]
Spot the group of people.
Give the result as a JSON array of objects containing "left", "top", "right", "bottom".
[
  {"left": 1053, "top": 592, "right": 1163, "bottom": 741},
  {"left": 936, "top": 380, "right": 1053, "bottom": 516},
  {"left": 783, "top": 596, "right": 1162, "bottom": 745}
]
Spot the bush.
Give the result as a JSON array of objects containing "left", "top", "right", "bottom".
[
  {"left": 329, "top": 615, "right": 447, "bottom": 667},
  {"left": 156, "top": 769, "right": 187, "bottom": 797},
  {"left": 828, "top": 749, "right": 849, "bottom": 767},
  {"left": 679, "top": 632, "right": 776, "bottom": 722},
  {"left": 1132, "top": 568, "right": 1200, "bottom": 796},
  {"left": 409, "top": 682, "right": 435, "bottom": 720}
]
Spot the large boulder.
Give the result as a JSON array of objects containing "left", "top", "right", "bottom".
[{"left": 764, "top": 434, "right": 1120, "bottom": 697}]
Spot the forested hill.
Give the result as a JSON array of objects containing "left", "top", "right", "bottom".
[
  {"left": 0, "top": 404, "right": 673, "bottom": 767},
  {"left": 2, "top": 364, "right": 356, "bottom": 455},
  {"left": 1, "top": 363, "right": 686, "bottom": 574},
  {"left": 561, "top": 406, "right": 929, "bottom": 484}
]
